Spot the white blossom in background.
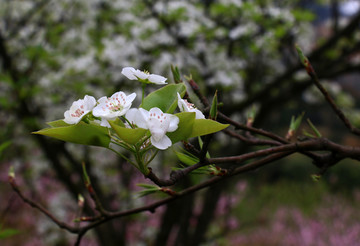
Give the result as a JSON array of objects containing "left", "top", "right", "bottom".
[
  {"left": 121, "top": 67, "right": 167, "bottom": 85},
  {"left": 64, "top": 95, "right": 96, "bottom": 124},
  {"left": 177, "top": 93, "right": 205, "bottom": 119},
  {"left": 126, "top": 107, "right": 179, "bottom": 150},
  {"left": 93, "top": 91, "right": 136, "bottom": 127}
]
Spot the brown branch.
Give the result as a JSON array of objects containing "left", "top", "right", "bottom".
[
  {"left": 8, "top": 175, "right": 79, "bottom": 234},
  {"left": 209, "top": 138, "right": 360, "bottom": 165},
  {"left": 222, "top": 128, "right": 282, "bottom": 146},
  {"left": 218, "top": 112, "right": 288, "bottom": 144},
  {"left": 145, "top": 160, "right": 207, "bottom": 187},
  {"left": 303, "top": 56, "right": 360, "bottom": 136},
  {"left": 75, "top": 151, "right": 294, "bottom": 240}
]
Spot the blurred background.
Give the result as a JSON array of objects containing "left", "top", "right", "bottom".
[{"left": 1, "top": 0, "right": 360, "bottom": 245}]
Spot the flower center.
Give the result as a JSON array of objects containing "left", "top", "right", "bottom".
[
  {"left": 185, "top": 100, "right": 196, "bottom": 109},
  {"left": 106, "top": 94, "right": 126, "bottom": 112},
  {"left": 71, "top": 105, "right": 85, "bottom": 118},
  {"left": 149, "top": 112, "right": 167, "bottom": 123}
]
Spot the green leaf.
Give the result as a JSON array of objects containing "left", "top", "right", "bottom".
[
  {"left": 109, "top": 121, "right": 148, "bottom": 145},
  {"left": 189, "top": 119, "right": 229, "bottom": 138},
  {"left": 141, "top": 84, "right": 186, "bottom": 113},
  {"left": 209, "top": 90, "right": 218, "bottom": 120},
  {"left": 33, "top": 122, "right": 110, "bottom": 147},
  {"left": 136, "top": 183, "right": 160, "bottom": 197},
  {"left": 290, "top": 112, "right": 304, "bottom": 131},
  {"left": 174, "top": 150, "right": 199, "bottom": 166},
  {"left": 167, "top": 112, "right": 195, "bottom": 143},
  {"left": 306, "top": 118, "right": 322, "bottom": 137},
  {"left": 171, "top": 65, "right": 181, "bottom": 83},
  {"left": 47, "top": 119, "right": 70, "bottom": 127}
]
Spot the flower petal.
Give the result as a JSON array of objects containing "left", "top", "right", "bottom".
[
  {"left": 100, "top": 118, "right": 111, "bottom": 128},
  {"left": 134, "top": 69, "right": 148, "bottom": 80},
  {"left": 151, "top": 134, "right": 172, "bottom": 150},
  {"left": 167, "top": 115, "right": 179, "bottom": 132},
  {"left": 148, "top": 74, "right": 167, "bottom": 84},
  {"left": 194, "top": 109, "right": 205, "bottom": 119},
  {"left": 177, "top": 92, "right": 189, "bottom": 112},
  {"left": 126, "top": 93, "right": 137, "bottom": 105},
  {"left": 64, "top": 95, "right": 96, "bottom": 124},
  {"left": 121, "top": 67, "right": 137, "bottom": 80},
  {"left": 125, "top": 108, "right": 148, "bottom": 129}
]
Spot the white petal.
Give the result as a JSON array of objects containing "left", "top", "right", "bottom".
[
  {"left": 150, "top": 126, "right": 166, "bottom": 142},
  {"left": 134, "top": 70, "right": 148, "bottom": 80},
  {"left": 148, "top": 107, "right": 163, "bottom": 116},
  {"left": 167, "top": 115, "right": 179, "bottom": 132},
  {"left": 151, "top": 134, "right": 172, "bottom": 150},
  {"left": 177, "top": 93, "right": 189, "bottom": 112},
  {"left": 92, "top": 103, "right": 108, "bottom": 117},
  {"left": 125, "top": 108, "right": 148, "bottom": 129},
  {"left": 126, "top": 92, "right": 137, "bottom": 104},
  {"left": 139, "top": 108, "right": 150, "bottom": 122},
  {"left": 96, "top": 96, "right": 108, "bottom": 104},
  {"left": 83, "top": 95, "right": 97, "bottom": 110},
  {"left": 121, "top": 67, "right": 137, "bottom": 80},
  {"left": 193, "top": 109, "right": 205, "bottom": 119},
  {"left": 148, "top": 74, "right": 167, "bottom": 84},
  {"left": 64, "top": 110, "right": 80, "bottom": 124},
  {"left": 100, "top": 118, "right": 111, "bottom": 128}
]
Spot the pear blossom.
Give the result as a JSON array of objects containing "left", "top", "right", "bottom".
[
  {"left": 125, "top": 107, "right": 179, "bottom": 150},
  {"left": 121, "top": 67, "right": 167, "bottom": 85},
  {"left": 93, "top": 91, "right": 136, "bottom": 127},
  {"left": 177, "top": 93, "right": 205, "bottom": 119},
  {"left": 64, "top": 95, "right": 96, "bottom": 124}
]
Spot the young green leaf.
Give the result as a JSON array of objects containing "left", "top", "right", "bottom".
[
  {"left": 46, "top": 119, "right": 70, "bottom": 127},
  {"left": 136, "top": 183, "right": 161, "bottom": 197},
  {"left": 189, "top": 119, "right": 229, "bottom": 138},
  {"left": 306, "top": 118, "right": 322, "bottom": 138},
  {"left": 209, "top": 90, "right": 218, "bottom": 119},
  {"left": 174, "top": 149, "right": 199, "bottom": 166},
  {"left": 109, "top": 121, "right": 148, "bottom": 145},
  {"left": 171, "top": 65, "right": 181, "bottom": 83},
  {"left": 167, "top": 112, "right": 195, "bottom": 143},
  {"left": 141, "top": 84, "right": 186, "bottom": 113},
  {"left": 33, "top": 122, "right": 111, "bottom": 147}
]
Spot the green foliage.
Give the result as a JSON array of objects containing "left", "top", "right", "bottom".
[
  {"left": 189, "top": 119, "right": 229, "bottom": 138},
  {"left": 209, "top": 91, "right": 218, "bottom": 120},
  {"left": 141, "top": 84, "right": 187, "bottom": 113},
  {"left": 33, "top": 121, "right": 111, "bottom": 147},
  {"left": 167, "top": 112, "right": 195, "bottom": 143},
  {"left": 109, "top": 122, "right": 148, "bottom": 145},
  {"left": 136, "top": 183, "right": 160, "bottom": 197}
]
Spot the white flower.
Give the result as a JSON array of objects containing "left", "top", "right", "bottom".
[
  {"left": 125, "top": 107, "right": 179, "bottom": 150},
  {"left": 64, "top": 95, "right": 96, "bottom": 124},
  {"left": 93, "top": 91, "right": 136, "bottom": 127},
  {"left": 121, "top": 67, "right": 167, "bottom": 85},
  {"left": 177, "top": 93, "right": 205, "bottom": 119}
]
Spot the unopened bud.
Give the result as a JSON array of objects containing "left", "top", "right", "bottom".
[
  {"left": 8, "top": 166, "right": 15, "bottom": 180},
  {"left": 78, "top": 194, "right": 85, "bottom": 207}
]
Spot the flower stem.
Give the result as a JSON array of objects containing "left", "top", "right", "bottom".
[{"left": 141, "top": 83, "right": 146, "bottom": 104}]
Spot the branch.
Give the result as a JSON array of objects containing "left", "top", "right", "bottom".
[
  {"left": 298, "top": 47, "right": 360, "bottom": 136},
  {"left": 75, "top": 151, "right": 294, "bottom": 239},
  {"left": 8, "top": 175, "right": 79, "bottom": 234}
]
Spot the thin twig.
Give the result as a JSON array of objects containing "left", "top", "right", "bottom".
[
  {"left": 8, "top": 176, "right": 79, "bottom": 233},
  {"left": 304, "top": 59, "right": 360, "bottom": 136}
]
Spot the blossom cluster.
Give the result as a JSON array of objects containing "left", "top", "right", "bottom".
[{"left": 63, "top": 67, "right": 204, "bottom": 150}]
